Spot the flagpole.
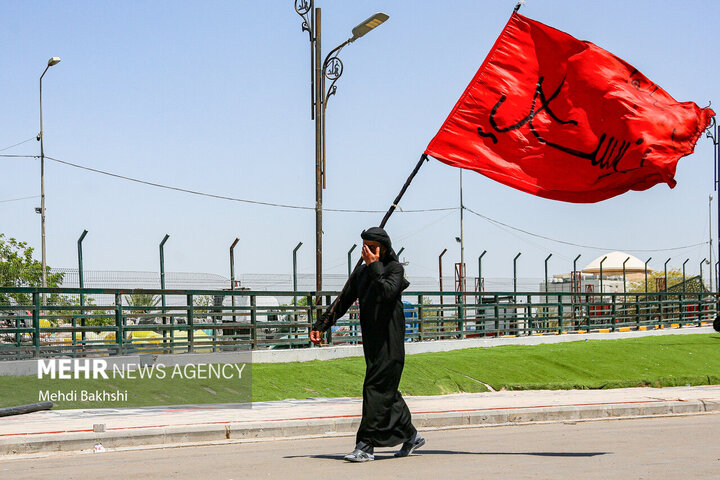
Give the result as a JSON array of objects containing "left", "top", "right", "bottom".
[
  {"left": 378, "top": 154, "right": 430, "bottom": 228},
  {"left": 318, "top": 153, "right": 430, "bottom": 325}
]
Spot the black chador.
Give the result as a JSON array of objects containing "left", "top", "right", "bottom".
[{"left": 313, "top": 227, "right": 418, "bottom": 451}]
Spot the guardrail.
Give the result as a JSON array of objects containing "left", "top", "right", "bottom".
[{"left": 0, "top": 287, "right": 716, "bottom": 360}]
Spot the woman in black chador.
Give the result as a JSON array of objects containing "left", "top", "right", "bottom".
[{"left": 310, "top": 227, "right": 425, "bottom": 462}]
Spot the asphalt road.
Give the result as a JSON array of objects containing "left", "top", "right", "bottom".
[{"left": 3, "top": 414, "right": 719, "bottom": 479}]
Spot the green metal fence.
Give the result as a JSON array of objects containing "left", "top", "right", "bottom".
[{"left": 0, "top": 287, "right": 716, "bottom": 360}]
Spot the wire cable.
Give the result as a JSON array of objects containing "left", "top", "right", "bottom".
[
  {"left": 464, "top": 205, "right": 706, "bottom": 253},
  {"left": 0, "top": 137, "right": 36, "bottom": 153},
  {"left": 0, "top": 195, "right": 40, "bottom": 204},
  {"left": 0, "top": 153, "right": 455, "bottom": 213},
  {"left": 39, "top": 155, "right": 456, "bottom": 213}
]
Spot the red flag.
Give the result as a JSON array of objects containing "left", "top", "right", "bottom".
[{"left": 425, "top": 13, "right": 715, "bottom": 203}]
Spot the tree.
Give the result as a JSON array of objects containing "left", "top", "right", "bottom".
[
  {"left": 0, "top": 233, "right": 65, "bottom": 305},
  {"left": 124, "top": 293, "right": 161, "bottom": 324},
  {"left": 628, "top": 268, "right": 706, "bottom": 293},
  {"left": 124, "top": 293, "right": 160, "bottom": 310}
]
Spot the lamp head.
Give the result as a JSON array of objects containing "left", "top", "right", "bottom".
[
  {"left": 351, "top": 13, "right": 388, "bottom": 40},
  {"left": 47, "top": 57, "right": 61, "bottom": 66}
]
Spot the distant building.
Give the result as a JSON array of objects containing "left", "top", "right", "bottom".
[
  {"left": 582, "top": 252, "right": 648, "bottom": 283},
  {"left": 540, "top": 251, "right": 651, "bottom": 296}
]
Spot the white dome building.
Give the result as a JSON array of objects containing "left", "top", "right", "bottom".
[
  {"left": 544, "top": 251, "right": 650, "bottom": 294},
  {"left": 583, "top": 252, "right": 650, "bottom": 281}
]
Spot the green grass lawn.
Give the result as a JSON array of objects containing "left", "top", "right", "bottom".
[{"left": 1, "top": 334, "right": 718, "bottom": 409}]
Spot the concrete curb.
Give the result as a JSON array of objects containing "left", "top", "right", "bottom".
[{"left": 2, "top": 399, "right": 718, "bottom": 456}]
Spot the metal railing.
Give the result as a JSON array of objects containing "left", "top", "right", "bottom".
[{"left": 0, "top": 287, "right": 716, "bottom": 360}]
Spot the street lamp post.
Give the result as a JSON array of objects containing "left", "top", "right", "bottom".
[
  {"left": 38, "top": 56, "right": 61, "bottom": 298},
  {"left": 295, "top": 1, "right": 388, "bottom": 299},
  {"left": 706, "top": 118, "right": 720, "bottom": 295}
]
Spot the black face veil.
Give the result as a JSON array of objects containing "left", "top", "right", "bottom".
[{"left": 361, "top": 227, "right": 399, "bottom": 262}]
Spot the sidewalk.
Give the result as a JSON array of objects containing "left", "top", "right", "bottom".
[{"left": 2, "top": 385, "right": 719, "bottom": 456}]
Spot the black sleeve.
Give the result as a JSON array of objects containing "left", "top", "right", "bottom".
[
  {"left": 312, "top": 268, "right": 359, "bottom": 332},
  {"left": 366, "top": 260, "right": 407, "bottom": 302}
]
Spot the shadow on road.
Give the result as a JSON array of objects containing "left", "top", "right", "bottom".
[{"left": 284, "top": 450, "right": 609, "bottom": 461}]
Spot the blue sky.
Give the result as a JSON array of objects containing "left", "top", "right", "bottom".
[{"left": 1, "top": 0, "right": 718, "bottom": 286}]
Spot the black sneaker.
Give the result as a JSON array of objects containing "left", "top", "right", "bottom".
[{"left": 394, "top": 433, "right": 426, "bottom": 457}]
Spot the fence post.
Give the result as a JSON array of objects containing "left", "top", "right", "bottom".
[
  {"left": 77, "top": 229, "right": 88, "bottom": 348},
  {"left": 571, "top": 254, "right": 582, "bottom": 325},
  {"left": 418, "top": 294, "right": 424, "bottom": 342},
  {"left": 306, "top": 294, "right": 314, "bottom": 347},
  {"left": 493, "top": 294, "right": 500, "bottom": 335},
  {"left": 230, "top": 237, "right": 240, "bottom": 314},
  {"left": 187, "top": 294, "right": 194, "bottom": 353},
  {"left": 325, "top": 295, "right": 332, "bottom": 344},
  {"left": 250, "top": 295, "right": 257, "bottom": 349},
  {"left": 439, "top": 248, "right": 448, "bottom": 326},
  {"left": 33, "top": 291, "right": 40, "bottom": 357},
  {"left": 458, "top": 291, "right": 465, "bottom": 339},
  {"left": 526, "top": 294, "right": 532, "bottom": 336},
  {"left": 558, "top": 296, "right": 564, "bottom": 334},
  {"left": 478, "top": 251, "right": 487, "bottom": 293},
  {"left": 159, "top": 234, "right": 170, "bottom": 327},
  {"left": 698, "top": 292, "right": 703, "bottom": 326},
  {"left": 14, "top": 309, "right": 21, "bottom": 353},
  {"left": 599, "top": 256, "right": 608, "bottom": 297},
  {"left": 115, "top": 293, "right": 124, "bottom": 355}
]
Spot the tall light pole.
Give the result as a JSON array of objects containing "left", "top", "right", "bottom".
[
  {"left": 38, "top": 56, "right": 61, "bottom": 296},
  {"left": 705, "top": 117, "right": 720, "bottom": 318},
  {"left": 295, "top": 1, "right": 388, "bottom": 296}
]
